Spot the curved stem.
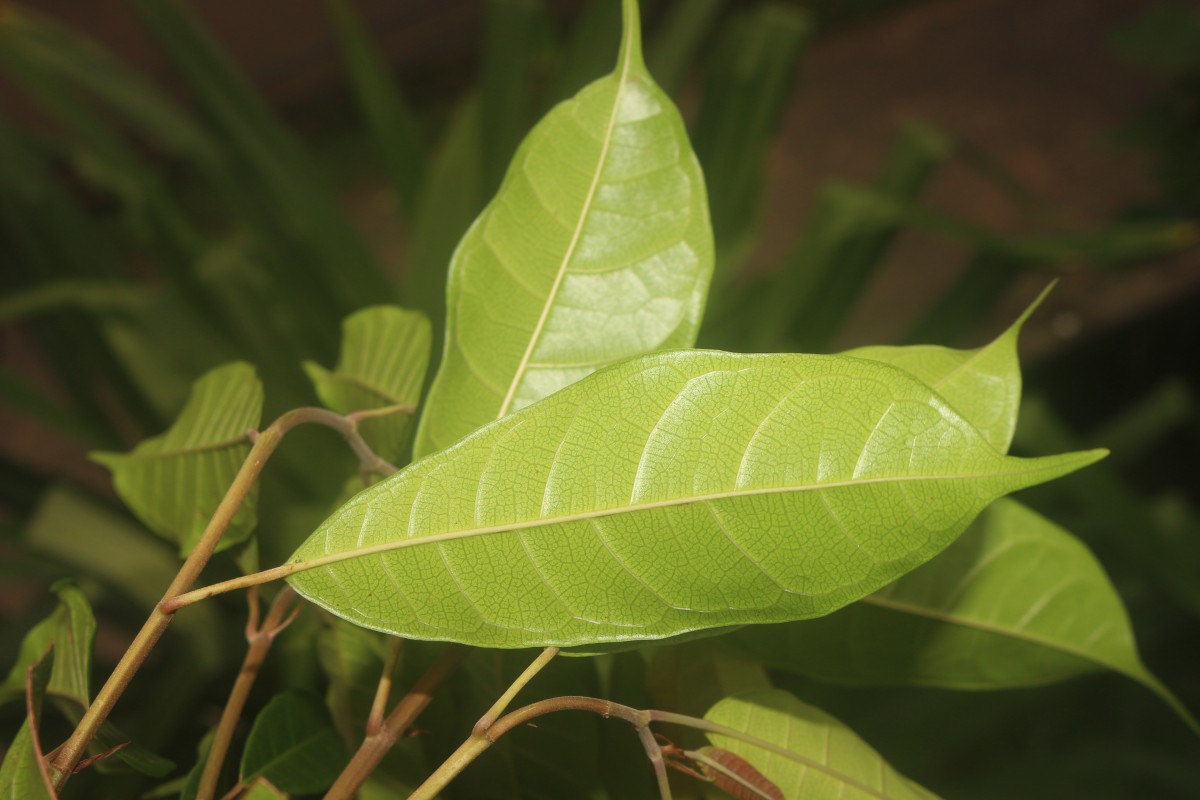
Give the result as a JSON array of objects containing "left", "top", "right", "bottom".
[
  {"left": 325, "top": 644, "right": 468, "bottom": 800},
  {"left": 197, "top": 587, "right": 300, "bottom": 800},
  {"left": 50, "top": 406, "right": 395, "bottom": 787}
]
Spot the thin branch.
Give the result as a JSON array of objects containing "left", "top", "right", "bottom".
[
  {"left": 473, "top": 647, "right": 559, "bottom": 736},
  {"left": 196, "top": 587, "right": 300, "bottom": 800},
  {"left": 325, "top": 644, "right": 468, "bottom": 800},
  {"left": 49, "top": 406, "right": 396, "bottom": 788},
  {"left": 366, "top": 637, "right": 404, "bottom": 736}
]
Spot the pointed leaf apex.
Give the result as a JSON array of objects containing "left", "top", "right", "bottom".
[
  {"left": 619, "top": 0, "right": 646, "bottom": 73},
  {"left": 1010, "top": 279, "right": 1057, "bottom": 333}
]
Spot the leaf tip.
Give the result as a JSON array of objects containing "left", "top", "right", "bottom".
[{"left": 619, "top": 0, "right": 646, "bottom": 73}]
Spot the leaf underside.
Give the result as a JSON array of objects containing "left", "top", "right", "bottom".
[
  {"left": 414, "top": 9, "right": 714, "bottom": 457},
  {"left": 289, "top": 350, "right": 1101, "bottom": 650}
]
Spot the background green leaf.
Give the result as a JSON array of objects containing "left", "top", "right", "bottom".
[
  {"left": 91, "top": 361, "right": 262, "bottom": 555},
  {"left": 0, "top": 579, "right": 93, "bottom": 709},
  {"left": 703, "top": 689, "right": 938, "bottom": 800},
  {"left": 0, "top": 649, "right": 55, "bottom": 800},
  {"left": 239, "top": 692, "right": 348, "bottom": 795},
  {"left": 291, "top": 350, "right": 1101, "bottom": 649},
  {"left": 414, "top": 0, "right": 714, "bottom": 456},
  {"left": 303, "top": 306, "right": 432, "bottom": 464}
]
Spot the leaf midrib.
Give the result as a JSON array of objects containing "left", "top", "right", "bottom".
[
  {"left": 493, "top": 16, "right": 638, "bottom": 419},
  {"left": 288, "top": 458, "right": 1088, "bottom": 575}
]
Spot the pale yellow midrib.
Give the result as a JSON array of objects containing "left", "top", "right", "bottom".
[
  {"left": 288, "top": 461, "right": 1076, "bottom": 575},
  {"left": 494, "top": 35, "right": 636, "bottom": 419}
]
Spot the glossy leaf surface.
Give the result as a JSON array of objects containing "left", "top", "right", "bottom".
[
  {"left": 290, "top": 351, "right": 1101, "bottom": 649},
  {"left": 92, "top": 361, "right": 262, "bottom": 554},
  {"left": 240, "top": 692, "right": 347, "bottom": 795},
  {"left": 414, "top": 0, "right": 714, "bottom": 456},
  {"left": 304, "top": 306, "right": 431, "bottom": 462},
  {"left": 704, "top": 689, "right": 937, "bottom": 800},
  {"left": 733, "top": 500, "right": 1185, "bottom": 699}
]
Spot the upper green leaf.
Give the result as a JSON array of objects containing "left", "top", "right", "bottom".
[
  {"left": 288, "top": 350, "right": 1102, "bottom": 650},
  {"left": 240, "top": 692, "right": 348, "bottom": 795},
  {"left": 846, "top": 284, "right": 1049, "bottom": 453},
  {"left": 92, "top": 361, "right": 263, "bottom": 555},
  {"left": 413, "top": 0, "right": 714, "bottom": 457},
  {"left": 303, "top": 305, "right": 432, "bottom": 463},
  {"left": 703, "top": 689, "right": 938, "bottom": 800}
]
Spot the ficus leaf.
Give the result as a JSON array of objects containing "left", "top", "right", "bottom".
[
  {"left": 414, "top": 0, "right": 714, "bottom": 457},
  {"left": 288, "top": 350, "right": 1102, "bottom": 650},
  {"left": 303, "top": 305, "right": 431, "bottom": 463},
  {"left": 91, "top": 361, "right": 263, "bottom": 555},
  {"left": 703, "top": 689, "right": 938, "bottom": 800},
  {"left": 732, "top": 499, "right": 1198, "bottom": 732}
]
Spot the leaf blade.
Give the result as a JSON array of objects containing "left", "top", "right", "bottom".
[
  {"left": 290, "top": 351, "right": 1101, "bottom": 650},
  {"left": 414, "top": 0, "right": 714, "bottom": 455},
  {"left": 239, "top": 692, "right": 348, "bottom": 795},
  {"left": 703, "top": 689, "right": 938, "bottom": 800}
]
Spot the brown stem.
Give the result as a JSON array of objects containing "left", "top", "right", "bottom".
[
  {"left": 367, "top": 637, "right": 404, "bottom": 736},
  {"left": 50, "top": 406, "right": 393, "bottom": 788},
  {"left": 325, "top": 644, "right": 468, "bottom": 800},
  {"left": 196, "top": 587, "right": 300, "bottom": 800}
]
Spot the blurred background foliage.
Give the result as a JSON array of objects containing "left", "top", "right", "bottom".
[{"left": 0, "top": 0, "right": 1197, "bottom": 797}]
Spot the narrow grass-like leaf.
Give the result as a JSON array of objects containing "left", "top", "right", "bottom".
[
  {"left": 414, "top": 0, "right": 714, "bottom": 456},
  {"left": 733, "top": 500, "right": 1196, "bottom": 730},
  {"left": 849, "top": 284, "right": 1049, "bottom": 453},
  {"left": 92, "top": 362, "right": 263, "bottom": 555},
  {"left": 329, "top": 0, "right": 425, "bottom": 210},
  {"left": 303, "top": 306, "right": 431, "bottom": 463},
  {"left": 290, "top": 350, "right": 1102, "bottom": 649},
  {"left": 703, "top": 689, "right": 938, "bottom": 800},
  {"left": 239, "top": 692, "right": 347, "bottom": 795},
  {"left": 0, "top": 649, "right": 55, "bottom": 800}
]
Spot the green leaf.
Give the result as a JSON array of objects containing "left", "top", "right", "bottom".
[
  {"left": 703, "top": 689, "right": 938, "bottom": 800},
  {"left": 848, "top": 284, "right": 1050, "bottom": 453},
  {"left": 0, "top": 580, "right": 93, "bottom": 710},
  {"left": 317, "top": 620, "right": 389, "bottom": 745},
  {"left": 240, "top": 692, "right": 348, "bottom": 795},
  {"left": 303, "top": 306, "right": 432, "bottom": 463},
  {"left": 414, "top": 0, "right": 714, "bottom": 456},
  {"left": 733, "top": 500, "right": 1196, "bottom": 728},
  {"left": 329, "top": 0, "right": 425, "bottom": 211},
  {"left": 91, "top": 362, "right": 263, "bottom": 555},
  {"left": 289, "top": 350, "right": 1102, "bottom": 650},
  {"left": 0, "top": 648, "right": 55, "bottom": 800},
  {"left": 238, "top": 778, "right": 287, "bottom": 799}
]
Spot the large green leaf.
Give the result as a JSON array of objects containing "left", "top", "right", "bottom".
[
  {"left": 413, "top": 0, "right": 714, "bottom": 456},
  {"left": 239, "top": 692, "right": 347, "bottom": 795},
  {"left": 303, "top": 306, "right": 432, "bottom": 463},
  {"left": 703, "top": 689, "right": 938, "bottom": 800},
  {"left": 732, "top": 500, "right": 1194, "bottom": 725},
  {"left": 91, "top": 361, "right": 263, "bottom": 555},
  {"left": 289, "top": 351, "right": 1101, "bottom": 649},
  {"left": 848, "top": 284, "right": 1048, "bottom": 453}
]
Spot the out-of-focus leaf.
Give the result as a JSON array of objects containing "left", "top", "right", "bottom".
[
  {"left": 0, "top": 648, "right": 55, "bottom": 800},
  {"left": 733, "top": 500, "right": 1197, "bottom": 732},
  {"left": 692, "top": 3, "right": 810, "bottom": 282},
  {"left": 404, "top": 95, "right": 485, "bottom": 353},
  {"left": 91, "top": 362, "right": 262, "bottom": 555},
  {"left": 482, "top": 0, "right": 550, "bottom": 195},
  {"left": 303, "top": 306, "right": 431, "bottom": 464},
  {"left": 0, "top": 580, "right": 93, "bottom": 710},
  {"left": 646, "top": 639, "right": 770, "bottom": 719},
  {"left": 239, "top": 692, "right": 347, "bottom": 795},
  {"left": 318, "top": 619, "right": 388, "bottom": 745},
  {"left": 703, "top": 689, "right": 938, "bottom": 799},
  {"left": 644, "top": 0, "right": 725, "bottom": 96},
  {"left": 414, "top": 0, "right": 714, "bottom": 455},
  {"left": 903, "top": 250, "right": 1022, "bottom": 346},
  {"left": 1110, "top": 5, "right": 1200, "bottom": 75},
  {"left": 849, "top": 283, "right": 1049, "bottom": 453},
  {"left": 329, "top": 0, "right": 425, "bottom": 210},
  {"left": 238, "top": 778, "right": 287, "bottom": 799},
  {"left": 178, "top": 729, "right": 216, "bottom": 800},
  {"left": 292, "top": 350, "right": 1102, "bottom": 649}
]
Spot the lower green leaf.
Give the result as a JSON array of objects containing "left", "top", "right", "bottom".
[
  {"left": 733, "top": 499, "right": 1198, "bottom": 732},
  {"left": 703, "top": 689, "right": 937, "bottom": 800},
  {"left": 240, "top": 692, "right": 347, "bottom": 795},
  {"left": 0, "top": 648, "right": 55, "bottom": 800}
]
